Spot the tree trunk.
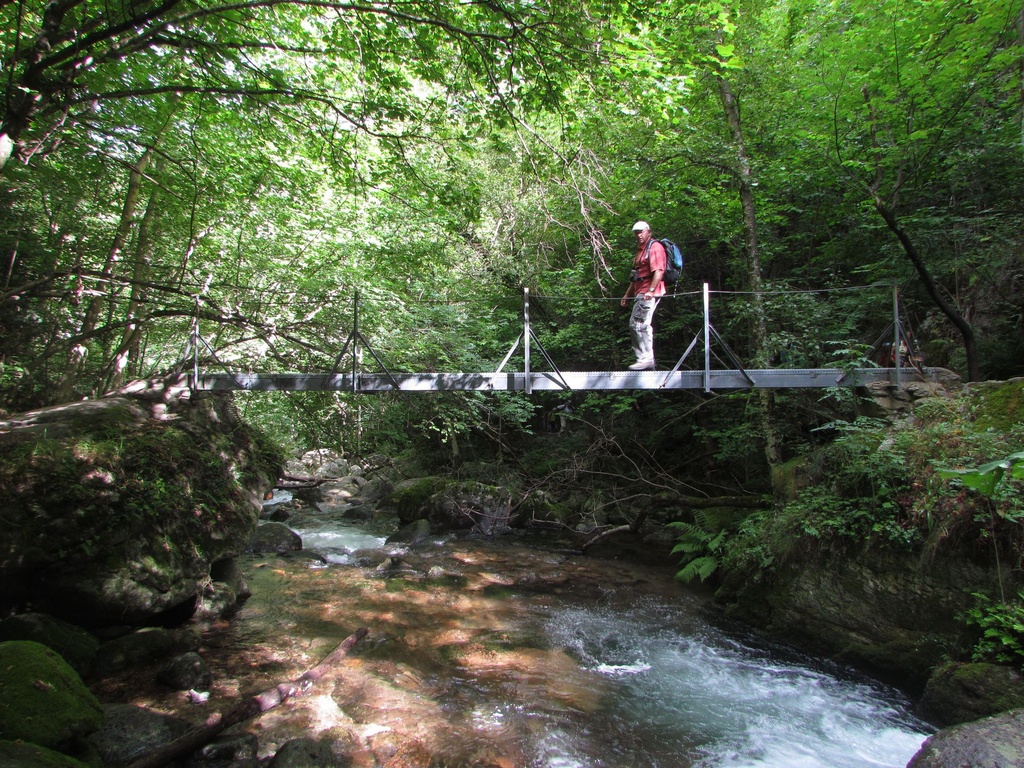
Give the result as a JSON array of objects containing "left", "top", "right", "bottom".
[
  {"left": 55, "top": 146, "right": 154, "bottom": 401},
  {"left": 102, "top": 174, "right": 161, "bottom": 391},
  {"left": 716, "top": 72, "right": 785, "bottom": 475},
  {"left": 872, "top": 199, "right": 980, "bottom": 381},
  {"left": 859, "top": 88, "right": 981, "bottom": 382}
]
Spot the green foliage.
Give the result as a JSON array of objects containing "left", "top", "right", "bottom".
[
  {"left": 963, "top": 592, "right": 1024, "bottom": 666},
  {"left": 936, "top": 453, "right": 1024, "bottom": 499},
  {"left": 774, "top": 417, "right": 920, "bottom": 546},
  {"left": 670, "top": 508, "right": 740, "bottom": 583}
]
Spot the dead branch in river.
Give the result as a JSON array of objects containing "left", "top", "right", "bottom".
[{"left": 126, "top": 627, "right": 369, "bottom": 768}]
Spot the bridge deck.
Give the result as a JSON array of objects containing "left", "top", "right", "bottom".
[{"left": 189, "top": 367, "right": 928, "bottom": 393}]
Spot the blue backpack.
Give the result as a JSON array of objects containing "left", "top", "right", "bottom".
[{"left": 660, "top": 239, "right": 684, "bottom": 285}]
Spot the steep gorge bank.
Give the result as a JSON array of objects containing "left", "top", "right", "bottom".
[{"left": 710, "top": 378, "right": 1024, "bottom": 727}]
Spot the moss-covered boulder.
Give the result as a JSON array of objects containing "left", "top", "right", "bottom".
[
  {"left": 0, "top": 641, "right": 103, "bottom": 757},
  {"left": 0, "top": 613, "right": 99, "bottom": 677},
  {"left": 385, "top": 477, "right": 449, "bottom": 524},
  {"left": 382, "top": 477, "right": 512, "bottom": 534},
  {"left": 0, "top": 740, "right": 92, "bottom": 768},
  {"left": 0, "top": 379, "right": 283, "bottom": 626},
  {"left": 919, "top": 662, "right": 1024, "bottom": 727},
  {"left": 429, "top": 481, "right": 512, "bottom": 533}
]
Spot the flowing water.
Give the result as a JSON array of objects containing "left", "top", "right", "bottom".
[{"left": 119, "top": 510, "right": 933, "bottom": 768}]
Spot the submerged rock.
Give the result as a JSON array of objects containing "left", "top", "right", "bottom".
[
  {"left": 271, "top": 737, "right": 352, "bottom": 768},
  {"left": 157, "top": 651, "right": 212, "bottom": 691}
]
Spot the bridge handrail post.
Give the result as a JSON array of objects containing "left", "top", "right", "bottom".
[
  {"left": 703, "top": 283, "right": 711, "bottom": 393},
  {"left": 352, "top": 290, "right": 365, "bottom": 392},
  {"left": 191, "top": 297, "right": 200, "bottom": 389},
  {"left": 893, "top": 283, "right": 902, "bottom": 389},
  {"left": 523, "top": 287, "right": 531, "bottom": 394}
]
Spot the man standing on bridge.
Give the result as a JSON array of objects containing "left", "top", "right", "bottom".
[{"left": 620, "top": 220, "right": 667, "bottom": 370}]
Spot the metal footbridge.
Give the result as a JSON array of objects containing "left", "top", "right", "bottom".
[{"left": 186, "top": 284, "right": 936, "bottom": 394}]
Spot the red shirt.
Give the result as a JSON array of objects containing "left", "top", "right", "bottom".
[{"left": 634, "top": 239, "right": 667, "bottom": 297}]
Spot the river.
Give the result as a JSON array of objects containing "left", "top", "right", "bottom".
[{"left": 156, "top": 509, "right": 933, "bottom": 768}]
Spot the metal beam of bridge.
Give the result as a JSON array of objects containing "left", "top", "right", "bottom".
[{"left": 189, "top": 368, "right": 923, "bottom": 393}]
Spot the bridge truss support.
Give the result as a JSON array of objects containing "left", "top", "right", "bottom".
[{"left": 186, "top": 284, "right": 931, "bottom": 394}]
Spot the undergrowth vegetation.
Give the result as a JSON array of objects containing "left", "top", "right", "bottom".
[{"left": 672, "top": 383, "right": 1024, "bottom": 664}]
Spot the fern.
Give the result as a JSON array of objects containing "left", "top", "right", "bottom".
[
  {"left": 676, "top": 555, "right": 720, "bottom": 583},
  {"left": 669, "top": 515, "right": 730, "bottom": 583}
]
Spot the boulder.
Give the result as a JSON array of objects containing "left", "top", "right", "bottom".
[
  {"left": 0, "top": 641, "right": 103, "bottom": 757},
  {"left": 91, "top": 627, "right": 173, "bottom": 677},
  {"left": 0, "top": 613, "right": 99, "bottom": 677},
  {"left": 157, "top": 651, "right": 212, "bottom": 691},
  {"left": 716, "top": 545, "right": 1010, "bottom": 690},
  {"left": 385, "top": 477, "right": 511, "bottom": 534},
  {"left": 919, "top": 662, "right": 1024, "bottom": 727},
  {"left": 385, "top": 477, "right": 449, "bottom": 524},
  {"left": 386, "top": 519, "right": 432, "bottom": 547},
  {"left": 0, "top": 382, "right": 282, "bottom": 627},
  {"left": 0, "top": 740, "right": 91, "bottom": 768},
  {"left": 428, "top": 481, "right": 512, "bottom": 534},
  {"left": 250, "top": 522, "right": 303, "bottom": 553},
  {"left": 907, "top": 709, "right": 1024, "bottom": 768},
  {"left": 88, "top": 703, "right": 191, "bottom": 767},
  {"left": 342, "top": 503, "right": 375, "bottom": 521}
]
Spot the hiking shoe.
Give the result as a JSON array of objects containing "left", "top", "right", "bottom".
[{"left": 628, "top": 360, "right": 655, "bottom": 371}]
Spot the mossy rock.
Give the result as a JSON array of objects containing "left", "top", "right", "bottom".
[
  {"left": 386, "top": 477, "right": 449, "bottom": 524},
  {"left": 515, "top": 490, "right": 567, "bottom": 525},
  {"left": 0, "top": 740, "right": 92, "bottom": 768},
  {"left": 0, "top": 391, "right": 283, "bottom": 625},
  {"left": 0, "top": 641, "right": 103, "bottom": 753},
  {"left": 919, "top": 662, "right": 1024, "bottom": 727},
  {"left": 0, "top": 614, "right": 99, "bottom": 677},
  {"left": 908, "top": 709, "right": 1024, "bottom": 768},
  {"left": 970, "top": 379, "right": 1024, "bottom": 432},
  {"left": 423, "top": 480, "right": 509, "bottom": 533}
]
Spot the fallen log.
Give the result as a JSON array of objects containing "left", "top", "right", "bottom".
[
  {"left": 126, "top": 627, "right": 369, "bottom": 768},
  {"left": 277, "top": 472, "right": 330, "bottom": 488},
  {"left": 581, "top": 511, "right": 649, "bottom": 554}
]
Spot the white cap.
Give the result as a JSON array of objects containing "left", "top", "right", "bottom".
[{"left": 632, "top": 220, "right": 650, "bottom": 231}]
